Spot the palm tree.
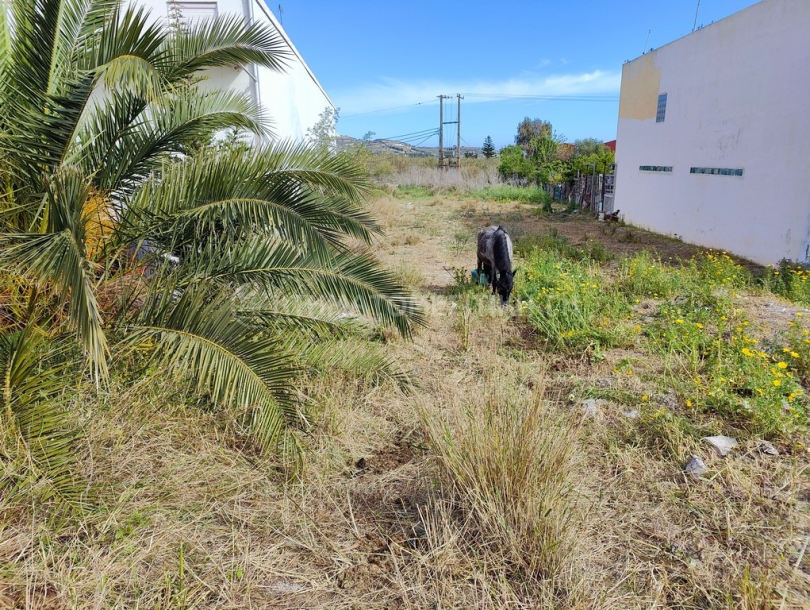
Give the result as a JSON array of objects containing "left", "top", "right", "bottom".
[{"left": 0, "top": 0, "right": 423, "bottom": 496}]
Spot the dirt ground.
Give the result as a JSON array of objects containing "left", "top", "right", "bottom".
[
  {"left": 376, "top": 195, "right": 766, "bottom": 287},
  {"left": 324, "top": 192, "right": 810, "bottom": 609},
  {"left": 9, "top": 192, "right": 807, "bottom": 609}
]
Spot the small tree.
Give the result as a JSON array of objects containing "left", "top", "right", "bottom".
[
  {"left": 482, "top": 136, "right": 496, "bottom": 158},
  {"left": 572, "top": 138, "right": 605, "bottom": 157},
  {"left": 515, "top": 117, "right": 552, "bottom": 155},
  {"left": 497, "top": 145, "right": 533, "bottom": 181},
  {"left": 306, "top": 106, "right": 340, "bottom": 152}
]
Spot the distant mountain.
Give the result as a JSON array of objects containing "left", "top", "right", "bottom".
[{"left": 336, "top": 135, "right": 482, "bottom": 158}]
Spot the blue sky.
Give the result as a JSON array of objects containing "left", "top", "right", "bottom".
[{"left": 274, "top": 0, "right": 760, "bottom": 149}]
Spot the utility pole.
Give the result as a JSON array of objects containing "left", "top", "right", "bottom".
[
  {"left": 438, "top": 94, "right": 455, "bottom": 170},
  {"left": 438, "top": 94, "right": 458, "bottom": 170},
  {"left": 456, "top": 94, "right": 463, "bottom": 167},
  {"left": 438, "top": 95, "right": 445, "bottom": 169}
]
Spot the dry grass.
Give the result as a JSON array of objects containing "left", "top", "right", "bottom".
[
  {"left": 421, "top": 374, "right": 584, "bottom": 602},
  {"left": 373, "top": 157, "right": 500, "bottom": 191},
  {"left": 2, "top": 185, "right": 810, "bottom": 608}
]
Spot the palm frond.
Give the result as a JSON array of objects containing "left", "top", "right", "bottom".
[
  {"left": 254, "top": 140, "right": 373, "bottom": 204},
  {"left": 0, "top": 326, "right": 87, "bottom": 517},
  {"left": 117, "top": 146, "right": 376, "bottom": 258},
  {"left": 87, "top": 88, "right": 265, "bottom": 193},
  {"left": 46, "top": 0, "right": 120, "bottom": 94},
  {"left": 167, "top": 13, "right": 290, "bottom": 79},
  {"left": 0, "top": 231, "right": 108, "bottom": 381},
  {"left": 236, "top": 295, "right": 357, "bottom": 338},
  {"left": 97, "top": 54, "right": 166, "bottom": 101},
  {"left": 85, "top": 2, "right": 168, "bottom": 74},
  {"left": 121, "top": 284, "right": 302, "bottom": 449},
  {"left": 178, "top": 237, "right": 425, "bottom": 338},
  {"left": 300, "top": 339, "right": 412, "bottom": 388}
]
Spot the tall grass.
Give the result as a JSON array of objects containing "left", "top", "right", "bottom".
[
  {"left": 363, "top": 155, "right": 502, "bottom": 191},
  {"left": 763, "top": 259, "right": 810, "bottom": 304},
  {"left": 422, "top": 379, "right": 581, "bottom": 586}
]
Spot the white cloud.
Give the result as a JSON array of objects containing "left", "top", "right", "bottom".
[{"left": 337, "top": 70, "right": 620, "bottom": 116}]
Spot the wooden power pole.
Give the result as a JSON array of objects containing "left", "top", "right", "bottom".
[
  {"left": 456, "top": 94, "right": 463, "bottom": 167},
  {"left": 438, "top": 95, "right": 445, "bottom": 169}
]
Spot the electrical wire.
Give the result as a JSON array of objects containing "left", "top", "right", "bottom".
[
  {"left": 462, "top": 93, "right": 618, "bottom": 101},
  {"left": 341, "top": 100, "right": 436, "bottom": 118},
  {"left": 410, "top": 131, "right": 439, "bottom": 147},
  {"left": 372, "top": 128, "right": 438, "bottom": 142}
]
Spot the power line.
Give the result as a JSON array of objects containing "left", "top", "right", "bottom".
[
  {"left": 396, "top": 132, "right": 440, "bottom": 144},
  {"left": 341, "top": 93, "right": 617, "bottom": 119},
  {"left": 372, "top": 127, "right": 438, "bottom": 142},
  {"left": 410, "top": 131, "right": 439, "bottom": 147},
  {"left": 341, "top": 100, "right": 436, "bottom": 118},
  {"left": 461, "top": 93, "right": 618, "bottom": 101}
]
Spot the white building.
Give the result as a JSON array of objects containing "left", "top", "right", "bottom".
[
  {"left": 138, "top": 0, "right": 334, "bottom": 142},
  {"left": 614, "top": 0, "right": 810, "bottom": 266}
]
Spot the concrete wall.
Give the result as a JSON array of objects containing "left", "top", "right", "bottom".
[
  {"left": 614, "top": 0, "right": 810, "bottom": 265},
  {"left": 136, "top": 0, "right": 334, "bottom": 142}
]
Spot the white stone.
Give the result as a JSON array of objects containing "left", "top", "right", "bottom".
[
  {"left": 684, "top": 454, "right": 708, "bottom": 478},
  {"left": 703, "top": 435, "right": 738, "bottom": 457},
  {"left": 757, "top": 440, "right": 779, "bottom": 456},
  {"left": 581, "top": 398, "right": 607, "bottom": 418}
]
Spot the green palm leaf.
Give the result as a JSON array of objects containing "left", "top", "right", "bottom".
[
  {"left": 117, "top": 146, "right": 376, "bottom": 259},
  {"left": 0, "top": 230, "right": 108, "bottom": 381},
  {"left": 0, "top": 327, "right": 87, "bottom": 517},
  {"left": 179, "top": 236, "right": 425, "bottom": 338},
  {"left": 122, "top": 284, "right": 301, "bottom": 450},
  {"left": 76, "top": 88, "right": 266, "bottom": 193},
  {"left": 167, "top": 13, "right": 290, "bottom": 78}
]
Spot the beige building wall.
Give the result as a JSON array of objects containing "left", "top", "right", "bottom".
[{"left": 614, "top": 0, "right": 810, "bottom": 265}]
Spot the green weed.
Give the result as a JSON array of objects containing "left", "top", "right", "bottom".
[
  {"left": 763, "top": 259, "right": 810, "bottom": 304},
  {"left": 468, "top": 185, "right": 551, "bottom": 205}
]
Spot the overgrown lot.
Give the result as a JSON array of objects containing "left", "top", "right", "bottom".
[{"left": 2, "top": 180, "right": 809, "bottom": 608}]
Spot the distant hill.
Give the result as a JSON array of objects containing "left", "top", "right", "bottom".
[{"left": 336, "top": 135, "right": 482, "bottom": 158}]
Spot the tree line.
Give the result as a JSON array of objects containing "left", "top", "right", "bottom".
[{"left": 485, "top": 118, "right": 615, "bottom": 188}]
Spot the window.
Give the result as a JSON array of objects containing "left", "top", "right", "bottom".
[
  {"left": 690, "top": 167, "right": 744, "bottom": 177},
  {"left": 639, "top": 165, "right": 673, "bottom": 172},
  {"left": 169, "top": 2, "right": 218, "bottom": 27},
  {"left": 656, "top": 93, "right": 667, "bottom": 123}
]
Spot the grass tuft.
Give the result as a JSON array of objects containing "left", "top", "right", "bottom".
[{"left": 422, "top": 378, "right": 581, "bottom": 586}]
